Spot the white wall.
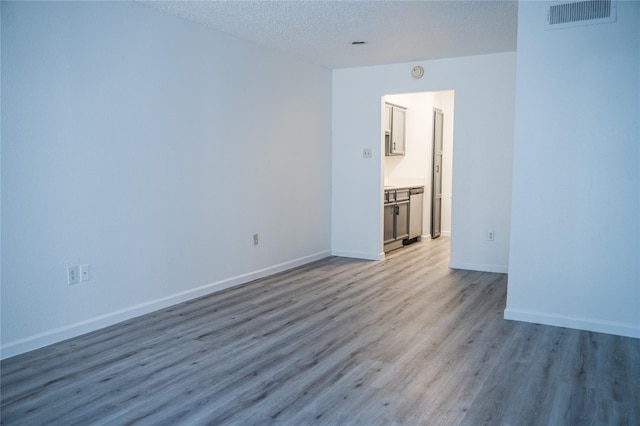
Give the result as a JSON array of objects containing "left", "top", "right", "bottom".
[
  {"left": 506, "top": 1, "right": 640, "bottom": 338},
  {"left": 383, "top": 91, "right": 454, "bottom": 237},
  {"left": 332, "top": 53, "right": 516, "bottom": 271},
  {"left": 1, "top": 1, "right": 332, "bottom": 358},
  {"left": 440, "top": 91, "right": 455, "bottom": 237}
]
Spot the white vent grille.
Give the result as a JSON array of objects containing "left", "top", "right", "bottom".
[{"left": 546, "top": 0, "right": 616, "bottom": 30}]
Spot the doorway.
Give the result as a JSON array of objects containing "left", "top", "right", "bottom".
[{"left": 382, "top": 90, "right": 454, "bottom": 243}]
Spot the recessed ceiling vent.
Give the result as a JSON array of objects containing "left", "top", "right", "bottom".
[{"left": 546, "top": 0, "right": 616, "bottom": 30}]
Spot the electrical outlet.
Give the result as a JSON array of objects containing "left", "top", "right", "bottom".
[
  {"left": 79, "top": 264, "right": 90, "bottom": 282},
  {"left": 253, "top": 234, "right": 259, "bottom": 245},
  {"left": 362, "top": 148, "right": 372, "bottom": 159},
  {"left": 68, "top": 266, "right": 79, "bottom": 285},
  {"left": 487, "top": 231, "right": 495, "bottom": 241}
]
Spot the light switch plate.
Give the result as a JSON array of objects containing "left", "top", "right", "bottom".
[
  {"left": 79, "top": 264, "right": 90, "bottom": 282},
  {"left": 362, "top": 148, "right": 372, "bottom": 159}
]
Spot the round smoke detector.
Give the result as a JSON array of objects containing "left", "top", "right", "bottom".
[{"left": 411, "top": 66, "right": 424, "bottom": 79}]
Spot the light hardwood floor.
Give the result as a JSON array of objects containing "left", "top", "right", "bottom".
[{"left": 2, "top": 238, "right": 638, "bottom": 425}]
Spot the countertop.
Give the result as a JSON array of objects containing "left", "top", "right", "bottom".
[
  {"left": 384, "top": 184, "right": 425, "bottom": 191},
  {"left": 383, "top": 178, "right": 425, "bottom": 191}
]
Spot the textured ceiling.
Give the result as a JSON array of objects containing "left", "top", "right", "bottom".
[{"left": 141, "top": 0, "right": 518, "bottom": 69}]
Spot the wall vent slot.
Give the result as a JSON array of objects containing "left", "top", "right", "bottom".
[{"left": 546, "top": 0, "right": 616, "bottom": 30}]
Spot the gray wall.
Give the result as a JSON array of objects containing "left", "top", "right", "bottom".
[
  {"left": 1, "top": 1, "right": 332, "bottom": 357},
  {"left": 506, "top": 0, "right": 639, "bottom": 337}
]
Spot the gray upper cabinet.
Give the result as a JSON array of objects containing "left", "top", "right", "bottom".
[
  {"left": 385, "top": 103, "right": 406, "bottom": 156},
  {"left": 391, "top": 106, "right": 405, "bottom": 155},
  {"left": 383, "top": 103, "right": 392, "bottom": 134}
]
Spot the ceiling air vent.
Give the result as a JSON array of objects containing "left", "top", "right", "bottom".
[{"left": 546, "top": 0, "right": 616, "bottom": 30}]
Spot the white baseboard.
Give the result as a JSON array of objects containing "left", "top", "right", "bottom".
[
  {"left": 504, "top": 308, "right": 640, "bottom": 339},
  {"left": 1, "top": 250, "right": 332, "bottom": 360},
  {"left": 331, "top": 249, "right": 383, "bottom": 261},
  {"left": 448, "top": 261, "right": 508, "bottom": 274},
  {"left": 421, "top": 231, "right": 450, "bottom": 239}
]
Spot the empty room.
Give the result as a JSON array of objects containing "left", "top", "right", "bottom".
[{"left": 2, "top": 0, "right": 638, "bottom": 424}]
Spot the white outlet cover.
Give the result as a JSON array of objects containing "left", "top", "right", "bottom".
[{"left": 68, "top": 266, "right": 79, "bottom": 285}]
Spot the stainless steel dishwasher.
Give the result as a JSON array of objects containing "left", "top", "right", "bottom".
[{"left": 407, "top": 187, "right": 424, "bottom": 241}]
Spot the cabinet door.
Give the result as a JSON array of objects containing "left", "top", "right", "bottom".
[
  {"left": 384, "top": 204, "right": 396, "bottom": 244},
  {"left": 383, "top": 104, "right": 392, "bottom": 134},
  {"left": 391, "top": 107, "right": 405, "bottom": 155},
  {"left": 395, "top": 201, "right": 410, "bottom": 240}
]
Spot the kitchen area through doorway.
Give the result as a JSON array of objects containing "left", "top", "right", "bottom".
[{"left": 382, "top": 90, "right": 455, "bottom": 254}]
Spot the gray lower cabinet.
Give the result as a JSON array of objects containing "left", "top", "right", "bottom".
[
  {"left": 384, "top": 204, "right": 396, "bottom": 245},
  {"left": 384, "top": 188, "right": 410, "bottom": 252},
  {"left": 395, "top": 201, "right": 409, "bottom": 240}
]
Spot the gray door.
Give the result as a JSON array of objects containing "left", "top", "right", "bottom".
[{"left": 431, "top": 109, "right": 444, "bottom": 239}]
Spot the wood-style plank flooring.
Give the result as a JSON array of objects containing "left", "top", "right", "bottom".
[{"left": 2, "top": 238, "right": 639, "bottom": 425}]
